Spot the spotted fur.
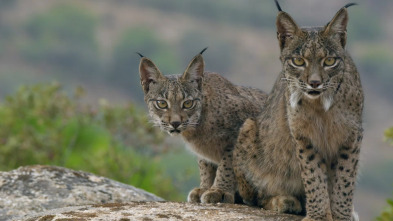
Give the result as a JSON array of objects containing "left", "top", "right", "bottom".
[
  {"left": 233, "top": 3, "right": 362, "bottom": 221},
  {"left": 139, "top": 51, "right": 267, "bottom": 204}
]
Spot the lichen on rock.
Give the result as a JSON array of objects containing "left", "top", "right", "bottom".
[
  {"left": 19, "top": 202, "right": 303, "bottom": 221},
  {"left": 0, "top": 165, "right": 163, "bottom": 221},
  {"left": 1, "top": 165, "right": 303, "bottom": 221}
]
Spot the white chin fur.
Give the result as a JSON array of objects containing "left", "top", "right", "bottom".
[
  {"left": 292, "top": 91, "right": 333, "bottom": 112},
  {"left": 290, "top": 91, "right": 302, "bottom": 109},
  {"left": 321, "top": 95, "right": 333, "bottom": 112}
]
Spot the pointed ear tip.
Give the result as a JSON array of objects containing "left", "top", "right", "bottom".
[
  {"left": 139, "top": 57, "right": 148, "bottom": 65},
  {"left": 192, "top": 54, "right": 204, "bottom": 63},
  {"left": 276, "top": 11, "right": 292, "bottom": 22},
  {"left": 141, "top": 57, "right": 153, "bottom": 63},
  {"left": 140, "top": 58, "right": 157, "bottom": 72},
  {"left": 276, "top": 13, "right": 284, "bottom": 25},
  {"left": 277, "top": 11, "right": 285, "bottom": 17},
  {"left": 276, "top": 12, "right": 299, "bottom": 33},
  {"left": 339, "top": 7, "right": 349, "bottom": 14}
]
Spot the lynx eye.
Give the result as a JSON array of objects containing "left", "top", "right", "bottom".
[
  {"left": 292, "top": 57, "right": 305, "bottom": 66},
  {"left": 155, "top": 100, "right": 168, "bottom": 109},
  {"left": 182, "top": 100, "right": 194, "bottom": 109},
  {"left": 324, "top": 57, "right": 336, "bottom": 66}
]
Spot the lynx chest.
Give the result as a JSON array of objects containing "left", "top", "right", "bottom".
[{"left": 288, "top": 102, "right": 352, "bottom": 160}]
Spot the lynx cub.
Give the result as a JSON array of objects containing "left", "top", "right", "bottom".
[
  {"left": 139, "top": 49, "right": 267, "bottom": 204},
  {"left": 233, "top": 2, "right": 363, "bottom": 221}
]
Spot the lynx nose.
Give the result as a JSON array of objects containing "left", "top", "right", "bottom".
[
  {"left": 309, "top": 80, "right": 321, "bottom": 89},
  {"left": 171, "top": 121, "right": 181, "bottom": 129}
]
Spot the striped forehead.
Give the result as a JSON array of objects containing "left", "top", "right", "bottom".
[
  {"left": 299, "top": 29, "right": 327, "bottom": 59},
  {"left": 159, "top": 76, "right": 186, "bottom": 102},
  {"left": 167, "top": 82, "right": 185, "bottom": 101}
]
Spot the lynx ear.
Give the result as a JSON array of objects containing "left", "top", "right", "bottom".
[
  {"left": 139, "top": 57, "right": 164, "bottom": 93},
  {"left": 323, "top": 4, "right": 356, "bottom": 48},
  {"left": 181, "top": 53, "right": 204, "bottom": 85},
  {"left": 276, "top": 11, "right": 301, "bottom": 50}
]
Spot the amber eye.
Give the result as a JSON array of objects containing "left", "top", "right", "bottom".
[
  {"left": 292, "top": 57, "right": 305, "bottom": 66},
  {"left": 182, "top": 100, "right": 194, "bottom": 109},
  {"left": 156, "top": 100, "right": 168, "bottom": 109},
  {"left": 324, "top": 57, "right": 336, "bottom": 66}
]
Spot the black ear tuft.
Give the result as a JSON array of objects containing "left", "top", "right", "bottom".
[
  {"left": 274, "top": 0, "right": 282, "bottom": 12},
  {"left": 199, "top": 47, "right": 208, "bottom": 55},
  {"left": 344, "top": 3, "right": 358, "bottom": 9},
  {"left": 136, "top": 52, "right": 144, "bottom": 58}
]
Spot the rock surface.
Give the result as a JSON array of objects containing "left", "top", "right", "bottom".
[
  {"left": 1, "top": 165, "right": 304, "bottom": 221},
  {"left": 0, "top": 165, "right": 163, "bottom": 221},
  {"left": 19, "top": 202, "right": 303, "bottom": 221}
]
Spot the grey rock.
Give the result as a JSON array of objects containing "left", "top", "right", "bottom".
[
  {"left": 18, "top": 202, "right": 303, "bottom": 221},
  {"left": 1, "top": 165, "right": 304, "bottom": 221},
  {"left": 0, "top": 165, "right": 163, "bottom": 221}
]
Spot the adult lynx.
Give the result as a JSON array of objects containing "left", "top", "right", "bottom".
[
  {"left": 233, "top": 2, "right": 363, "bottom": 221},
  {"left": 139, "top": 49, "right": 267, "bottom": 204}
]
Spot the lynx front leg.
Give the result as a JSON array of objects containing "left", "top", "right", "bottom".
[
  {"left": 201, "top": 148, "right": 236, "bottom": 204},
  {"left": 295, "top": 137, "right": 333, "bottom": 221},
  {"left": 187, "top": 158, "right": 217, "bottom": 203},
  {"left": 329, "top": 133, "right": 362, "bottom": 221},
  {"left": 233, "top": 164, "right": 257, "bottom": 206},
  {"left": 233, "top": 118, "right": 259, "bottom": 206}
]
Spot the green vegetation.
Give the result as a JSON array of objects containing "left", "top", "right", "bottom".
[
  {"left": 384, "top": 127, "right": 393, "bottom": 146},
  {"left": 377, "top": 199, "right": 393, "bottom": 221},
  {"left": 0, "top": 83, "right": 198, "bottom": 201},
  {"left": 376, "top": 127, "right": 393, "bottom": 221}
]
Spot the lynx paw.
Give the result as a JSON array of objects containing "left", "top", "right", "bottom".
[
  {"left": 264, "top": 195, "right": 302, "bottom": 214},
  {"left": 187, "top": 187, "right": 208, "bottom": 203},
  {"left": 201, "top": 188, "right": 234, "bottom": 204},
  {"left": 331, "top": 210, "right": 359, "bottom": 221}
]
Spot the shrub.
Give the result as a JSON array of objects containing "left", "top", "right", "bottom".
[
  {"left": 376, "top": 127, "right": 393, "bottom": 221},
  {"left": 0, "top": 83, "right": 188, "bottom": 200},
  {"left": 377, "top": 199, "right": 393, "bottom": 221},
  {"left": 384, "top": 127, "right": 393, "bottom": 146}
]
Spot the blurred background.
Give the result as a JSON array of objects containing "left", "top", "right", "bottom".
[{"left": 0, "top": 0, "right": 392, "bottom": 220}]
